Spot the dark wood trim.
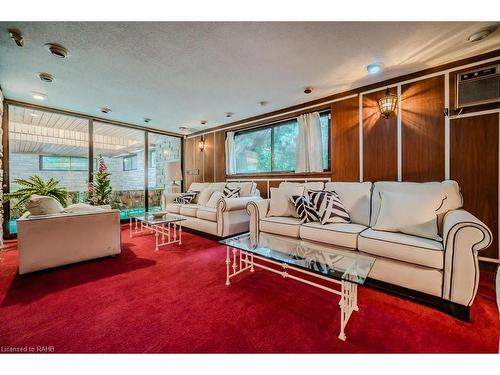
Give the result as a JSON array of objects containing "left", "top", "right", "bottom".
[
  {"left": 88, "top": 119, "right": 94, "bottom": 186},
  {"left": 190, "top": 48, "right": 500, "bottom": 136},
  {"left": 4, "top": 99, "right": 183, "bottom": 139},
  {"left": 226, "top": 171, "right": 332, "bottom": 179},
  {"left": 364, "top": 278, "right": 470, "bottom": 322},
  {"left": 2, "top": 101, "right": 11, "bottom": 239}
]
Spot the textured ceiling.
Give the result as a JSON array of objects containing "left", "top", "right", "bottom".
[{"left": 0, "top": 22, "right": 499, "bottom": 134}]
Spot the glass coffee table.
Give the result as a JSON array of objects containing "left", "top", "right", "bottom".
[
  {"left": 219, "top": 232, "right": 376, "bottom": 341},
  {"left": 129, "top": 213, "right": 186, "bottom": 250}
]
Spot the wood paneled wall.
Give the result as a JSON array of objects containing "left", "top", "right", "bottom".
[
  {"left": 331, "top": 97, "right": 359, "bottom": 181},
  {"left": 184, "top": 54, "right": 500, "bottom": 264},
  {"left": 362, "top": 89, "right": 398, "bottom": 181}
]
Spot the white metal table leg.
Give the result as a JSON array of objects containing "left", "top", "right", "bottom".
[
  {"left": 129, "top": 217, "right": 132, "bottom": 238},
  {"left": 155, "top": 225, "right": 159, "bottom": 251},
  {"left": 179, "top": 223, "right": 182, "bottom": 245},
  {"left": 225, "top": 246, "right": 231, "bottom": 285}
]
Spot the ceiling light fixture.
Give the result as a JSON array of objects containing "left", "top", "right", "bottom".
[
  {"left": 38, "top": 72, "right": 54, "bottom": 83},
  {"left": 8, "top": 29, "right": 24, "bottom": 47},
  {"left": 100, "top": 107, "right": 112, "bottom": 114},
  {"left": 45, "top": 43, "right": 69, "bottom": 58},
  {"left": 144, "top": 118, "right": 152, "bottom": 124},
  {"left": 467, "top": 27, "right": 497, "bottom": 42},
  {"left": 30, "top": 112, "right": 39, "bottom": 117},
  {"left": 367, "top": 63, "right": 383, "bottom": 74},
  {"left": 304, "top": 87, "right": 312, "bottom": 94},
  {"left": 226, "top": 112, "right": 233, "bottom": 118},
  {"left": 200, "top": 120, "right": 207, "bottom": 125},
  {"left": 31, "top": 92, "right": 47, "bottom": 100},
  {"left": 259, "top": 101, "right": 268, "bottom": 107},
  {"left": 199, "top": 136, "right": 205, "bottom": 151}
]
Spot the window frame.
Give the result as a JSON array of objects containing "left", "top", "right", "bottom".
[
  {"left": 232, "top": 110, "right": 331, "bottom": 175},
  {"left": 123, "top": 154, "right": 138, "bottom": 171},
  {"left": 39, "top": 155, "right": 91, "bottom": 172}
]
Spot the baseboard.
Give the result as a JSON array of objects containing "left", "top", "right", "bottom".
[{"left": 364, "top": 278, "right": 471, "bottom": 322}]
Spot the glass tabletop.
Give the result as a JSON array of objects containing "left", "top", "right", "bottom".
[
  {"left": 131, "top": 213, "right": 186, "bottom": 225},
  {"left": 219, "top": 232, "right": 375, "bottom": 285}
]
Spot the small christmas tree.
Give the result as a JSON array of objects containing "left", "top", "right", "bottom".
[{"left": 88, "top": 155, "right": 112, "bottom": 205}]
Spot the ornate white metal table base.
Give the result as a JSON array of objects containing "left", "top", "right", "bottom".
[
  {"left": 129, "top": 217, "right": 182, "bottom": 250},
  {"left": 225, "top": 246, "right": 359, "bottom": 341}
]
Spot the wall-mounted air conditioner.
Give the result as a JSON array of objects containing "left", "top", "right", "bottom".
[{"left": 456, "top": 64, "right": 500, "bottom": 108}]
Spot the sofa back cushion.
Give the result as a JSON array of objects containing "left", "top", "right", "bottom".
[
  {"left": 324, "top": 182, "right": 372, "bottom": 226},
  {"left": 267, "top": 187, "right": 305, "bottom": 218},
  {"left": 207, "top": 182, "right": 227, "bottom": 192},
  {"left": 225, "top": 181, "right": 256, "bottom": 197},
  {"left": 370, "top": 180, "right": 463, "bottom": 228},
  {"left": 279, "top": 181, "right": 325, "bottom": 193}
]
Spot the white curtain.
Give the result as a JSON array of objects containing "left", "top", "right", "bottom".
[
  {"left": 295, "top": 112, "right": 323, "bottom": 173},
  {"left": 225, "top": 131, "right": 237, "bottom": 175}
]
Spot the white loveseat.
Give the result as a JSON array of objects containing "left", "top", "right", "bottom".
[
  {"left": 162, "top": 181, "right": 262, "bottom": 237},
  {"left": 18, "top": 209, "right": 121, "bottom": 274},
  {"left": 247, "top": 180, "right": 492, "bottom": 319}
]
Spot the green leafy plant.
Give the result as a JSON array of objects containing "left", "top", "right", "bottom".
[
  {"left": 4, "top": 175, "right": 68, "bottom": 212},
  {"left": 88, "top": 155, "right": 112, "bottom": 206}
]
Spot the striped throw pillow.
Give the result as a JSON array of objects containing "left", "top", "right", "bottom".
[
  {"left": 174, "top": 191, "right": 198, "bottom": 204},
  {"left": 223, "top": 186, "right": 241, "bottom": 198},
  {"left": 308, "top": 190, "right": 350, "bottom": 225},
  {"left": 290, "top": 195, "right": 320, "bottom": 223}
]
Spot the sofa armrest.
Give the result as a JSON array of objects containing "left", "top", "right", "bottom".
[
  {"left": 246, "top": 199, "right": 270, "bottom": 236},
  {"left": 442, "top": 209, "right": 492, "bottom": 306},
  {"left": 218, "top": 196, "right": 263, "bottom": 212},
  {"left": 161, "top": 192, "right": 182, "bottom": 209}
]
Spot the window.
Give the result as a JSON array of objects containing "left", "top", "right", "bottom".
[
  {"left": 149, "top": 150, "right": 156, "bottom": 168},
  {"left": 39, "top": 156, "right": 90, "bottom": 171},
  {"left": 123, "top": 154, "right": 138, "bottom": 171},
  {"left": 234, "top": 111, "right": 330, "bottom": 174}
]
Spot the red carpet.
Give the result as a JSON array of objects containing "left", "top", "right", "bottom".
[{"left": 0, "top": 225, "right": 499, "bottom": 353}]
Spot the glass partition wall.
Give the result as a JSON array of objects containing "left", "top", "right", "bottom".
[{"left": 5, "top": 104, "right": 182, "bottom": 235}]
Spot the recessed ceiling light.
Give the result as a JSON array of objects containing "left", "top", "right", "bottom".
[
  {"left": 259, "top": 101, "right": 268, "bottom": 107},
  {"left": 200, "top": 120, "right": 207, "bottom": 125},
  {"left": 367, "top": 63, "right": 383, "bottom": 75},
  {"left": 144, "top": 118, "right": 151, "bottom": 124},
  {"left": 226, "top": 112, "right": 233, "bottom": 118},
  {"left": 38, "top": 72, "right": 54, "bottom": 83},
  {"left": 31, "top": 92, "right": 47, "bottom": 100},
  {"left": 100, "top": 107, "right": 112, "bottom": 114},
  {"left": 45, "top": 43, "right": 69, "bottom": 58},
  {"left": 468, "top": 27, "right": 497, "bottom": 42},
  {"left": 30, "top": 112, "right": 39, "bottom": 117},
  {"left": 304, "top": 87, "right": 313, "bottom": 94}
]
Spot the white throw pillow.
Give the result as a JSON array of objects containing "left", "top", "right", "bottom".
[
  {"left": 25, "top": 194, "right": 64, "bottom": 216},
  {"left": 197, "top": 189, "right": 215, "bottom": 206},
  {"left": 206, "top": 191, "right": 224, "bottom": 208},
  {"left": 225, "top": 182, "right": 255, "bottom": 197},
  {"left": 63, "top": 203, "right": 106, "bottom": 213},
  {"left": 373, "top": 190, "right": 446, "bottom": 241},
  {"left": 267, "top": 187, "right": 305, "bottom": 218},
  {"left": 187, "top": 182, "right": 210, "bottom": 203}
]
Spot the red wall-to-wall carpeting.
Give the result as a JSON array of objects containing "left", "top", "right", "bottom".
[{"left": 0, "top": 225, "right": 499, "bottom": 353}]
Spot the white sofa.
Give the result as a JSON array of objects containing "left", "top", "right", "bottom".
[
  {"left": 162, "top": 181, "right": 262, "bottom": 237},
  {"left": 247, "top": 180, "right": 492, "bottom": 318},
  {"left": 17, "top": 209, "right": 121, "bottom": 274}
]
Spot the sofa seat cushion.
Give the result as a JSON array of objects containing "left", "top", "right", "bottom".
[
  {"left": 165, "top": 203, "right": 182, "bottom": 214},
  {"left": 260, "top": 217, "right": 301, "bottom": 238},
  {"left": 196, "top": 207, "right": 217, "bottom": 222},
  {"left": 358, "top": 229, "right": 444, "bottom": 269},
  {"left": 300, "top": 222, "right": 367, "bottom": 249},
  {"left": 179, "top": 204, "right": 200, "bottom": 217}
]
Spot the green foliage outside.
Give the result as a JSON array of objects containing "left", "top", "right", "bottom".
[{"left": 88, "top": 155, "right": 113, "bottom": 206}]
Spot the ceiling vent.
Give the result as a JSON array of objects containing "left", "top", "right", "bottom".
[
  {"left": 100, "top": 107, "right": 112, "bottom": 114},
  {"left": 45, "top": 43, "right": 69, "bottom": 58},
  {"left": 38, "top": 72, "right": 54, "bottom": 83}
]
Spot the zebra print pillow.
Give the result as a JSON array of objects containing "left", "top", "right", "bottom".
[
  {"left": 307, "top": 190, "right": 350, "bottom": 225},
  {"left": 290, "top": 195, "right": 320, "bottom": 223},
  {"left": 223, "top": 186, "right": 241, "bottom": 198},
  {"left": 173, "top": 191, "right": 198, "bottom": 204}
]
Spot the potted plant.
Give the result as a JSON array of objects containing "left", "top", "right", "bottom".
[{"left": 4, "top": 175, "right": 68, "bottom": 213}]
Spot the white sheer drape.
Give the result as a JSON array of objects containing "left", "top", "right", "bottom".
[
  {"left": 295, "top": 112, "right": 323, "bottom": 173},
  {"left": 225, "top": 131, "right": 237, "bottom": 175}
]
